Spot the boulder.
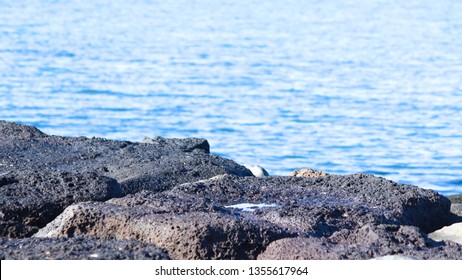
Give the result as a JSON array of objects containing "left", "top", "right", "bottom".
[
  {"left": 0, "top": 120, "right": 252, "bottom": 238},
  {"left": 173, "top": 174, "right": 451, "bottom": 233},
  {"left": 0, "top": 121, "right": 251, "bottom": 194},
  {"left": 2, "top": 120, "right": 460, "bottom": 260},
  {"left": 29, "top": 173, "right": 462, "bottom": 260},
  {"left": 451, "top": 204, "right": 462, "bottom": 216},
  {"left": 34, "top": 191, "right": 290, "bottom": 260},
  {"left": 0, "top": 237, "right": 171, "bottom": 260},
  {"left": 0, "top": 120, "right": 46, "bottom": 140},
  {"left": 0, "top": 171, "right": 121, "bottom": 238},
  {"left": 258, "top": 224, "right": 462, "bottom": 260}
]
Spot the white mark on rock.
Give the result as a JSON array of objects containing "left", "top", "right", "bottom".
[{"left": 225, "top": 203, "right": 278, "bottom": 212}]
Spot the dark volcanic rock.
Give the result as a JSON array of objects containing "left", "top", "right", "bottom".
[
  {"left": 174, "top": 174, "right": 450, "bottom": 233},
  {"left": 2, "top": 120, "right": 460, "bottom": 259},
  {"left": 0, "top": 121, "right": 46, "bottom": 140},
  {"left": 0, "top": 237, "right": 171, "bottom": 260},
  {"left": 0, "top": 171, "right": 121, "bottom": 238},
  {"left": 0, "top": 120, "right": 252, "bottom": 238},
  {"left": 106, "top": 189, "right": 224, "bottom": 214},
  {"left": 34, "top": 194, "right": 290, "bottom": 260},
  {"left": 142, "top": 136, "right": 210, "bottom": 153},
  {"left": 258, "top": 224, "right": 462, "bottom": 260},
  {"left": 0, "top": 121, "right": 251, "bottom": 193},
  {"left": 35, "top": 174, "right": 457, "bottom": 259}
]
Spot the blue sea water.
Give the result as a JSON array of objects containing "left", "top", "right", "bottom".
[{"left": 1, "top": 0, "right": 461, "bottom": 195}]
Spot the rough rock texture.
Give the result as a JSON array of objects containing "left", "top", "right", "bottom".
[
  {"left": 0, "top": 120, "right": 252, "bottom": 238},
  {"left": 258, "top": 224, "right": 462, "bottom": 260},
  {"left": 1, "top": 120, "right": 461, "bottom": 260},
  {"left": 0, "top": 237, "right": 171, "bottom": 260},
  {"left": 289, "top": 168, "right": 328, "bottom": 177},
  {"left": 173, "top": 174, "right": 450, "bottom": 233},
  {"left": 0, "top": 121, "right": 251, "bottom": 193},
  {"left": 34, "top": 193, "right": 290, "bottom": 260},
  {"left": 0, "top": 171, "right": 121, "bottom": 238},
  {"left": 428, "top": 223, "right": 462, "bottom": 245},
  {"left": 34, "top": 174, "right": 461, "bottom": 260}
]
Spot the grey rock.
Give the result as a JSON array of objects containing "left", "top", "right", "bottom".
[
  {"left": 447, "top": 194, "right": 462, "bottom": 204},
  {"left": 0, "top": 120, "right": 252, "bottom": 238},
  {"left": 142, "top": 136, "right": 210, "bottom": 153},
  {"left": 257, "top": 224, "right": 462, "bottom": 260},
  {"left": 105, "top": 189, "right": 224, "bottom": 214},
  {"left": 0, "top": 171, "right": 121, "bottom": 238},
  {"left": 0, "top": 237, "right": 171, "bottom": 260},
  {"left": 35, "top": 195, "right": 290, "bottom": 260},
  {"left": 173, "top": 174, "right": 450, "bottom": 233},
  {"left": 0, "top": 120, "right": 46, "bottom": 140},
  {"left": 2, "top": 120, "right": 460, "bottom": 260},
  {"left": 0, "top": 121, "right": 251, "bottom": 193},
  {"left": 451, "top": 203, "right": 462, "bottom": 216}
]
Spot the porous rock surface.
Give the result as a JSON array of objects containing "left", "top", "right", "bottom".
[
  {"left": 0, "top": 121, "right": 251, "bottom": 193},
  {"left": 0, "top": 171, "right": 121, "bottom": 238},
  {"left": 258, "top": 224, "right": 462, "bottom": 260},
  {"left": 1, "top": 120, "right": 462, "bottom": 259},
  {"left": 0, "top": 237, "right": 171, "bottom": 260},
  {"left": 34, "top": 193, "right": 290, "bottom": 260},
  {"left": 34, "top": 174, "right": 461, "bottom": 259},
  {"left": 0, "top": 120, "right": 252, "bottom": 237},
  {"left": 173, "top": 174, "right": 450, "bottom": 233}
]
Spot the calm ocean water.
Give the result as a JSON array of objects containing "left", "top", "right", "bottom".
[{"left": 1, "top": 0, "right": 461, "bottom": 195}]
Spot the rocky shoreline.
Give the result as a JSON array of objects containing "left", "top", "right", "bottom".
[{"left": 1, "top": 120, "right": 461, "bottom": 260}]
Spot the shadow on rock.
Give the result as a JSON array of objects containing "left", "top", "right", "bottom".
[{"left": 0, "top": 237, "right": 171, "bottom": 260}]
